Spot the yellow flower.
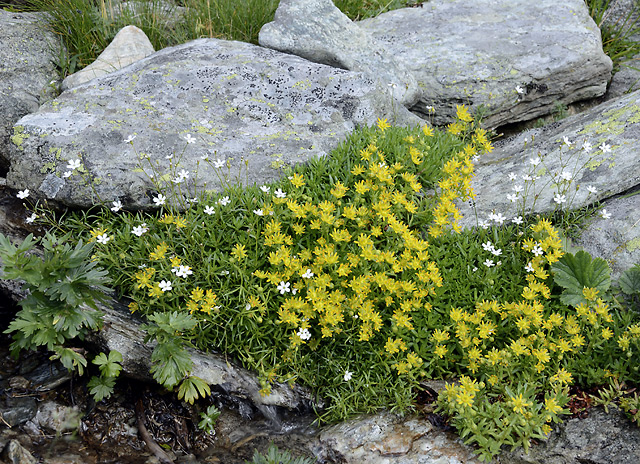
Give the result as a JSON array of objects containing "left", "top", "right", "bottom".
[
  {"left": 351, "top": 164, "right": 366, "bottom": 176},
  {"left": 290, "top": 172, "right": 305, "bottom": 188},
  {"left": 434, "top": 345, "right": 447, "bottom": 358},
  {"left": 232, "top": 243, "right": 248, "bottom": 260},
  {"left": 88, "top": 228, "right": 107, "bottom": 242},
  {"left": 174, "top": 216, "right": 188, "bottom": 229},
  {"left": 509, "top": 393, "right": 532, "bottom": 414},
  {"left": 149, "top": 242, "right": 169, "bottom": 260},
  {"left": 128, "top": 301, "right": 139, "bottom": 313},
  {"left": 551, "top": 368, "right": 573, "bottom": 385},
  {"left": 148, "top": 285, "right": 163, "bottom": 299},
  {"left": 456, "top": 104, "right": 473, "bottom": 123},
  {"left": 601, "top": 327, "right": 614, "bottom": 340},
  {"left": 330, "top": 181, "right": 349, "bottom": 199},
  {"left": 583, "top": 287, "right": 599, "bottom": 301},
  {"left": 618, "top": 335, "right": 631, "bottom": 351},
  {"left": 159, "top": 214, "right": 174, "bottom": 225},
  {"left": 377, "top": 118, "right": 391, "bottom": 131},
  {"left": 384, "top": 337, "right": 407, "bottom": 355},
  {"left": 422, "top": 125, "right": 434, "bottom": 137},
  {"left": 191, "top": 287, "right": 204, "bottom": 302},
  {"left": 545, "top": 397, "right": 563, "bottom": 415}
]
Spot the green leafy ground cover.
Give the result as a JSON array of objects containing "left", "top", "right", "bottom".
[
  {"left": 3, "top": 0, "right": 640, "bottom": 460},
  {"left": 5, "top": 109, "right": 636, "bottom": 461}
]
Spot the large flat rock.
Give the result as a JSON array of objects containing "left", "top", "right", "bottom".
[
  {"left": 359, "top": 0, "right": 612, "bottom": 128},
  {"left": 6, "top": 38, "right": 421, "bottom": 209},
  {"left": 457, "top": 89, "right": 640, "bottom": 230},
  {"left": 0, "top": 11, "right": 61, "bottom": 172}
]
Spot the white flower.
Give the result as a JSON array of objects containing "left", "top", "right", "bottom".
[
  {"left": 16, "top": 189, "right": 29, "bottom": 199},
  {"left": 213, "top": 158, "right": 225, "bottom": 169},
  {"left": 600, "top": 208, "right": 612, "bottom": 219},
  {"left": 132, "top": 224, "right": 148, "bottom": 236},
  {"left": 63, "top": 171, "right": 72, "bottom": 178},
  {"left": 472, "top": 155, "right": 480, "bottom": 163},
  {"left": 217, "top": 196, "right": 230, "bottom": 206},
  {"left": 532, "top": 245, "right": 544, "bottom": 256},
  {"left": 515, "top": 85, "right": 525, "bottom": 95},
  {"left": 204, "top": 206, "right": 215, "bottom": 215},
  {"left": 189, "top": 197, "right": 198, "bottom": 204},
  {"left": 297, "top": 328, "right": 311, "bottom": 341},
  {"left": 111, "top": 200, "right": 123, "bottom": 212},
  {"left": 253, "top": 209, "right": 264, "bottom": 216},
  {"left": 559, "top": 171, "right": 572, "bottom": 181},
  {"left": 521, "top": 174, "right": 532, "bottom": 181},
  {"left": 124, "top": 134, "right": 136, "bottom": 144},
  {"left": 562, "top": 136, "right": 572, "bottom": 146},
  {"left": 260, "top": 185, "right": 270, "bottom": 193},
  {"left": 553, "top": 194, "right": 567, "bottom": 204},
  {"left": 582, "top": 141, "right": 592, "bottom": 152},
  {"left": 478, "top": 219, "right": 490, "bottom": 230},
  {"left": 302, "top": 269, "right": 314, "bottom": 279},
  {"left": 277, "top": 281, "right": 291, "bottom": 294},
  {"left": 484, "top": 259, "right": 495, "bottom": 268},
  {"left": 482, "top": 241, "right": 495, "bottom": 253},
  {"left": 176, "top": 169, "right": 190, "bottom": 182},
  {"left": 96, "top": 234, "right": 110, "bottom": 244},
  {"left": 274, "top": 188, "right": 287, "bottom": 199},
  {"left": 184, "top": 134, "right": 196, "bottom": 144},
  {"left": 599, "top": 142, "right": 611, "bottom": 153},
  {"left": 220, "top": 270, "right": 230, "bottom": 275},
  {"left": 25, "top": 213, "right": 37, "bottom": 224},
  {"left": 508, "top": 173, "right": 518, "bottom": 181},
  {"left": 587, "top": 185, "right": 598, "bottom": 194},
  {"left": 159, "top": 280, "right": 173, "bottom": 292},
  {"left": 388, "top": 82, "right": 397, "bottom": 89},
  {"left": 426, "top": 105, "right": 435, "bottom": 112},
  {"left": 201, "top": 154, "right": 210, "bottom": 161},
  {"left": 153, "top": 194, "right": 166, "bottom": 206},
  {"left": 507, "top": 193, "right": 518, "bottom": 203},
  {"left": 172, "top": 265, "right": 193, "bottom": 278},
  {"left": 344, "top": 370, "right": 353, "bottom": 381},
  {"left": 492, "top": 213, "right": 506, "bottom": 225},
  {"left": 166, "top": 154, "right": 174, "bottom": 160},
  {"left": 525, "top": 262, "right": 535, "bottom": 273},
  {"left": 491, "top": 248, "right": 503, "bottom": 257},
  {"left": 513, "top": 185, "right": 523, "bottom": 193},
  {"left": 512, "top": 216, "right": 523, "bottom": 225},
  {"left": 529, "top": 157, "right": 541, "bottom": 166},
  {"left": 67, "top": 159, "right": 81, "bottom": 171}
]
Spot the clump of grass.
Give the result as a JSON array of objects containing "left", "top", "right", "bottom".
[{"left": 586, "top": 0, "right": 640, "bottom": 73}]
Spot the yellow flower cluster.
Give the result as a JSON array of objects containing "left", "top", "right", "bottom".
[
  {"left": 254, "top": 128, "right": 443, "bottom": 372},
  {"left": 186, "top": 287, "right": 220, "bottom": 314},
  {"left": 430, "top": 106, "right": 493, "bottom": 238}
]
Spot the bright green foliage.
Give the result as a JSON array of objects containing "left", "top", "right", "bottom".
[
  {"left": 88, "top": 375, "right": 117, "bottom": 402},
  {"left": 51, "top": 346, "right": 88, "bottom": 375},
  {"left": 93, "top": 350, "right": 124, "bottom": 378},
  {"left": 141, "top": 311, "right": 206, "bottom": 401},
  {"left": 619, "top": 264, "right": 640, "bottom": 297},
  {"left": 0, "top": 232, "right": 110, "bottom": 356},
  {"left": 178, "top": 375, "right": 211, "bottom": 404},
  {"left": 551, "top": 250, "right": 611, "bottom": 307},
  {"left": 198, "top": 405, "right": 221, "bottom": 435},
  {"left": 245, "top": 444, "right": 315, "bottom": 464}
]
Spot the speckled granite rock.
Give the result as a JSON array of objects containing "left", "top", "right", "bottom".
[{"left": 6, "top": 38, "right": 421, "bottom": 209}]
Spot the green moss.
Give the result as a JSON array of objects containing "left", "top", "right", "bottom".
[
  {"left": 10, "top": 126, "right": 28, "bottom": 149},
  {"left": 626, "top": 237, "right": 640, "bottom": 253}
]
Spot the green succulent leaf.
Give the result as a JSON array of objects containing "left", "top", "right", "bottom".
[
  {"left": 619, "top": 265, "right": 640, "bottom": 296},
  {"left": 552, "top": 250, "right": 611, "bottom": 306}
]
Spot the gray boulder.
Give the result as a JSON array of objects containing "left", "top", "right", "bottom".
[
  {"left": 259, "top": 0, "right": 421, "bottom": 107},
  {"left": 0, "top": 10, "right": 62, "bottom": 171},
  {"left": 315, "top": 411, "right": 481, "bottom": 464},
  {"left": 576, "top": 191, "right": 640, "bottom": 280},
  {"left": 62, "top": 25, "right": 155, "bottom": 91},
  {"left": 358, "top": 0, "right": 612, "bottom": 128},
  {"left": 6, "top": 38, "right": 421, "bottom": 209},
  {"left": 498, "top": 407, "right": 640, "bottom": 464},
  {"left": 457, "top": 89, "right": 640, "bottom": 231}
]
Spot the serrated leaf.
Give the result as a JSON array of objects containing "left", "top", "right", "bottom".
[
  {"left": 51, "top": 346, "right": 87, "bottom": 375},
  {"left": 177, "top": 376, "right": 211, "bottom": 404},
  {"left": 93, "top": 351, "right": 123, "bottom": 378},
  {"left": 88, "top": 376, "right": 116, "bottom": 401},
  {"left": 619, "top": 266, "right": 640, "bottom": 296},
  {"left": 150, "top": 340, "right": 193, "bottom": 388},
  {"left": 552, "top": 250, "right": 611, "bottom": 306}
]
